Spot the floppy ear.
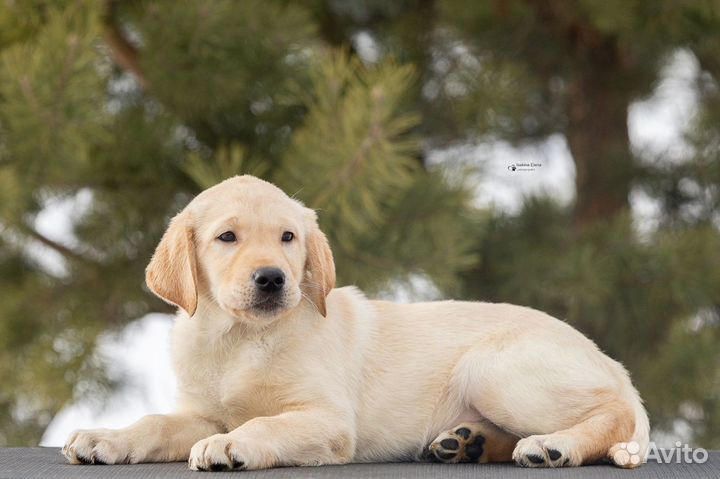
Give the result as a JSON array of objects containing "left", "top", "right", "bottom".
[
  {"left": 303, "top": 216, "right": 336, "bottom": 317},
  {"left": 145, "top": 212, "right": 198, "bottom": 316}
]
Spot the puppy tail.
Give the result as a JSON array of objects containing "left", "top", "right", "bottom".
[{"left": 608, "top": 384, "right": 650, "bottom": 468}]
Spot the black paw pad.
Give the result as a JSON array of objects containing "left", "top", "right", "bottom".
[
  {"left": 547, "top": 449, "right": 562, "bottom": 461},
  {"left": 440, "top": 438, "right": 459, "bottom": 450},
  {"left": 526, "top": 454, "right": 545, "bottom": 464},
  {"left": 209, "top": 463, "right": 229, "bottom": 471},
  {"left": 93, "top": 457, "right": 107, "bottom": 465},
  {"left": 437, "top": 451, "right": 457, "bottom": 461},
  {"left": 465, "top": 435, "right": 485, "bottom": 462},
  {"left": 232, "top": 460, "right": 245, "bottom": 470},
  {"left": 421, "top": 446, "right": 437, "bottom": 462},
  {"left": 455, "top": 427, "right": 472, "bottom": 439}
]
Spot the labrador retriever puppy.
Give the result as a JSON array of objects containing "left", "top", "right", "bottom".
[{"left": 63, "top": 175, "right": 649, "bottom": 470}]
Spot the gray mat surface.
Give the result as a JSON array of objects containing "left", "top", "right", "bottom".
[{"left": 0, "top": 448, "right": 718, "bottom": 479}]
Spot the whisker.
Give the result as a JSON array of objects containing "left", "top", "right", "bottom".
[
  {"left": 300, "top": 291, "right": 321, "bottom": 315},
  {"left": 290, "top": 187, "right": 304, "bottom": 200}
]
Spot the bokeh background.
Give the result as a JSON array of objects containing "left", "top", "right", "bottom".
[{"left": 0, "top": 0, "right": 718, "bottom": 449}]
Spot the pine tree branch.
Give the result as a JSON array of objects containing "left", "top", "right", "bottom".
[
  {"left": 18, "top": 76, "right": 56, "bottom": 132},
  {"left": 56, "top": 33, "right": 82, "bottom": 99},
  {"left": 311, "top": 123, "right": 383, "bottom": 208},
  {"left": 102, "top": 0, "right": 149, "bottom": 90},
  {"left": 19, "top": 224, "right": 94, "bottom": 265}
]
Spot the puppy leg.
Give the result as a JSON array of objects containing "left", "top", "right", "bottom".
[
  {"left": 427, "top": 420, "right": 518, "bottom": 463},
  {"left": 63, "top": 413, "right": 222, "bottom": 464},
  {"left": 188, "top": 408, "right": 354, "bottom": 471},
  {"left": 512, "top": 401, "right": 635, "bottom": 467},
  {"left": 453, "top": 337, "right": 648, "bottom": 468}
]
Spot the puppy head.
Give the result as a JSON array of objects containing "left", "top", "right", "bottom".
[{"left": 145, "top": 176, "right": 335, "bottom": 322}]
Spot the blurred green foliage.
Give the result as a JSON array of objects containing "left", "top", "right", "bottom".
[{"left": 0, "top": 0, "right": 718, "bottom": 448}]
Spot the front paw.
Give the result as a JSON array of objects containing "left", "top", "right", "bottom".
[
  {"left": 62, "top": 429, "right": 132, "bottom": 465},
  {"left": 189, "top": 434, "right": 254, "bottom": 471}
]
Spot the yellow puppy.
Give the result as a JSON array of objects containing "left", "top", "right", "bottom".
[{"left": 63, "top": 176, "right": 649, "bottom": 470}]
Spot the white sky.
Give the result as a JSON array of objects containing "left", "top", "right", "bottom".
[
  {"left": 40, "top": 50, "right": 699, "bottom": 447},
  {"left": 41, "top": 314, "right": 176, "bottom": 445}
]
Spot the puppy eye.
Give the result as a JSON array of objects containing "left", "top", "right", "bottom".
[
  {"left": 217, "top": 231, "right": 237, "bottom": 242},
  {"left": 281, "top": 231, "right": 294, "bottom": 242}
]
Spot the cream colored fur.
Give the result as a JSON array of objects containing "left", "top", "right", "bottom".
[{"left": 63, "top": 176, "right": 649, "bottom": 470}]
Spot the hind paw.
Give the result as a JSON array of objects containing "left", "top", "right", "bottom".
[
  {"left": 512, "top": 434, "right": 579, "bottom": 468},
  {"left": 428, "top": 422, "right": 488, "bottom": 463}
]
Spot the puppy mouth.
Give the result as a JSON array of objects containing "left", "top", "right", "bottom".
[{"left": 249, "top": 294, "right": 286, "bottom": 314}]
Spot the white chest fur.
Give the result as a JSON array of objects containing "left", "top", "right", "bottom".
[{"left": 170, "top": 315, "right": 287, "bottom": 429}]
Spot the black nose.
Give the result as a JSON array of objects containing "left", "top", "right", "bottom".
[{"left": 253, "top": 267, "right": 285, "bottom": 293}]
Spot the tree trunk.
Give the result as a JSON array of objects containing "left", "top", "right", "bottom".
[
  {"left": 566, "top": 70, "right": 634, "bottom": 229},
  {"left": 523, "top": 0, "right": 635, "bottom": 228}
]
